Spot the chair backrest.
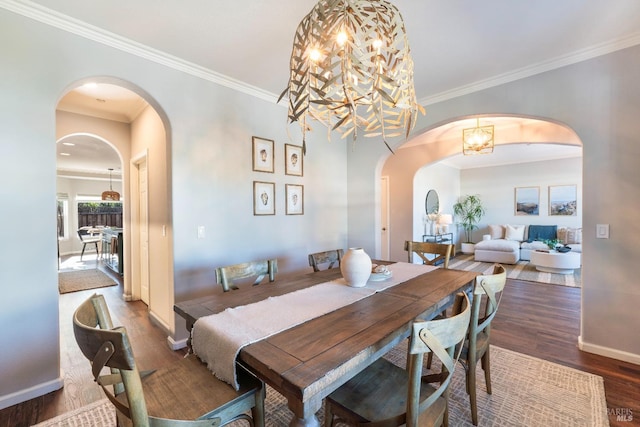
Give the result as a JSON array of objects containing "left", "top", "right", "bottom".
[
  {"left": 404, "top": 240, "right": 453, "bottom": 268},
  {"left": 308, "top": 249, "right": 344, "bottom": 272},
  {"left": 469, "top": 264, "right": 507, "bottom": 341},
  {"left": 406, "top": 293, "right": 471, "bottom": 425},
  {"left": 216, "top": 259, "right": 278, "bottom": 292},
  {"left": 73, "top": 293, "right": 150, "bottom": 426},
  {"left": 77, "top": 226, "right": 100, "bottom": 242}
]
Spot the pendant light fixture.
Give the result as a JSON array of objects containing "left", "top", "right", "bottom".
[
  {"left": 101, "top": 168, "right": 120, "bottom": 201},
  {"left": 462, "top": 118, "right": 494, "bottom": 155},
  {"left": 280, "top": 0, "right": 424, "bottom": 153}
]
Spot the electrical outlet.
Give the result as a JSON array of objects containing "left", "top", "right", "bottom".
[{"left": 197, "top": 226, "right": 205, "bottom": 239}]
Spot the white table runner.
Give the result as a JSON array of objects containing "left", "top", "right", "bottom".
[{"left": 192, "top": 262, "right": 435, "bottom": 389}]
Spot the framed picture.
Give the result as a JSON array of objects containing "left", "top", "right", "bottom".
[
  {"left": 252, "top": 136, "right": 274, "bottom": 173},
  {"left": 285, "top": 144, "right": 303, "bottom": 176},
  {"left": 253, "top": 181, "right": 275, "bottom": 215},
  {"left": 549, "top": 185, "right": 577, "bottom": 216},
  {"left": 514, "top": 187, "right": 539, "bottom": 216},
  {"left": 285, "top": 184, "right": 304, "bottom": 215}
]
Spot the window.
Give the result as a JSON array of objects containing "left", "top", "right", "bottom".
[
  {"left": 56, "top": 194, "right": 69, "bottom": 239},
  {"left": 77, "top": 198, "right": 123, "bottom": 229}
]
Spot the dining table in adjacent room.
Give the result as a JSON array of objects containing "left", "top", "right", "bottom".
[{"left": 174, "top": 262, "right": 477, "bottom": 427}]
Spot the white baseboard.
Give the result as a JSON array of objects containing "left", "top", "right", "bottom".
[
  {"left": 579, "top": 336, "right": 640, "bottom": 365},
  {"left": 168, "top": 336, "right": 188, "bottom": 350},
  {"left": 147, "top": 311, "right": 187, "bottom": 350},
  {"left": 0, "top": 376, "right": 64, "bottom": 410}
]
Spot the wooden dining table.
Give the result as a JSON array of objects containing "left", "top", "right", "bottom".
[{"left": 174, "top": 264, "right": 477, "bottom": 427}]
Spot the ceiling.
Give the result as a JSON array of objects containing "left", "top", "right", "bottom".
[{"left": 41, "top": 0, "right": 640, "bottom": 173}]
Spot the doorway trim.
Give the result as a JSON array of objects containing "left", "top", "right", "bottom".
[{"left": 130, "top": 149, "right": 150, "bottom": 303}]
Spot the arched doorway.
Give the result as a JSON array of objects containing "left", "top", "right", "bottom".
[
  {"left": 379, "top": 115, "right": 583, "bottom": 263},
  {"left": 55, "top": 78, "right": 175, "bottom": 329}
]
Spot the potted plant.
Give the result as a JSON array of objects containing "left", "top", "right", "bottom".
[{"left": 453, "top": 194, "right": 485, "bottom": 254}]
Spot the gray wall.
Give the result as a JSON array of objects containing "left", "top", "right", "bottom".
[
  {"left": 0, "top": 10, "right": 347, "bottom": 408},
  {"left": 347, "top": 45, "right": 640, "bottom": 365}
]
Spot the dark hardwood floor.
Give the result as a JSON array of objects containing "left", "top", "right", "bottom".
[{"left": 1, "top": 263, "right": 638, "bottom": 426}]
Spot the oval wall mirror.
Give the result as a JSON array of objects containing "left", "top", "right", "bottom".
[{"left": 425, "top": 189, "right": 439, "bottom": 215}]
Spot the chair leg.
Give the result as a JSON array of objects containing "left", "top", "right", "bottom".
[
  {"left": 93, "top": 242, "right": 99, "bottom": 259},
  {"left": 482, "top": 350, "right": 492, "bottom": 395},
  {"left": 251, "top": 385, "right": 266, "bottom": 427},
  {"left": 80, "top": 243, "right": 86, "bottom": 261},
  {"left": 324, "top": 403, "right": 335, "bottom": 427},
  {"left": 468, "top": 361, "right": 479, "bottom": 426}
]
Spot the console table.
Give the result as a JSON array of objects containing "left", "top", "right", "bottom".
[{"left": 422, "top": 232, "right": 453, "bottom": 244}]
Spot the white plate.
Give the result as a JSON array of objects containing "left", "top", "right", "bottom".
[{"left": 369, "top": 271, "right": 393, "bottom": 281}]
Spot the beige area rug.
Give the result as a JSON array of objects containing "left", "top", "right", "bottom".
[
  {"left": 449, "top": 253, "right": 581, "bottom": 287},
  {"left": 33, "top": 345, "right": 608, "bottom": 427},
  {"left": 58, "top": 269, "right": 117, "bottom": 294}
]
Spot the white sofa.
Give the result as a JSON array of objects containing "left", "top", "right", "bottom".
[{"left": 473, "top": 224, "right": 582, "bottom": 264}]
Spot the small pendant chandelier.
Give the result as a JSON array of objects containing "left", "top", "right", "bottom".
[
  {"left": 280, "top": 0, "right": 424, "bottom": 153},
  {"left": 462, "top": 118, "right": 494, "bottom": 155},
  {"left": 101, "top": 168, "right": 120, "bottom": 201}
]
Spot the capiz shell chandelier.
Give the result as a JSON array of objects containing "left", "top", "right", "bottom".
[{"left": 279, "top": 0, "right": 424, "bottom": 152}]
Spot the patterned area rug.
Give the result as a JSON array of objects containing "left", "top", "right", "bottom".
[
  {"left": 449, "top": 253, "right": 581, "bottom": 287},
  {"left": 58, "top": 269, "right": 117, "bottom": 294},
  {"left": 33, "top": 345, "right": 608, "bottom": 427}
]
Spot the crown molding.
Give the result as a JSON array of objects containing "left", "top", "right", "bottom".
[
  {"left": 0, "top": 0, "right": 279, "bottom": 104},
  {"left": 3, "top": 0, "right": 640, "bottom": 109},
  {"left": 419, "top": 31, "right": 640, "bottom": 107}
]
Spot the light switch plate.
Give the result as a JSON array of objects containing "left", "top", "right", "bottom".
[{"left": 596, "top": 224, "right": 609, "bottom": 239}]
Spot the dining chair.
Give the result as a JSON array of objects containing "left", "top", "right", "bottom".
[
  {"left": 77, "top": 226, "right": 101, "bottom": 261},
  {"left": 457, "top": 263, "right": 507, "bottom": 426},
  {"left": 324, "top": 293, "right": 471, "bottom": 427},
  {"left": 308, "top": 249, "right": 344, "bottom": 272},
  {"left": 404, "top": 241, "right": 453, "bottom": 269},
  {"left": 73, "top": 293, "right": 265, "bottom": 427},
  {"left": 216, "top": 259, "right": 278, "bottom": 292}
]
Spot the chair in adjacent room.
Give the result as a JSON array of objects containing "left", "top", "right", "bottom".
[
  {"left": 77, "top": 226, "right": 101, "bottom": 261},
  {"left": 73, "top": 293, "right": 265, "bottom": 427},
  {"left": 324, "top": 293, "right": 471, "bottom": 427},
  {"left": 457, "top": 263, "right": 507, "bottom": 425},
  {"left": 216, "top": 259, "right": 278, "bottom": 292},
  {"left": 308, "top": 249, "right": 344, "bottom": 272},
  {"left": 404, "top": 241, "right": 454, "bottom": 269}
]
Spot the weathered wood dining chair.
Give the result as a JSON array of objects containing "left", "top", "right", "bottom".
[
  {"left": 457, "top": 264, "right": 507, "bottom": 425},
  {"left": 324, "top": 293, "right": 471, "bottom": 427},
  {"left": 73, "top": 293, "right": 265, "bottom": 427},
  {"left": 308, "top": 249, "right": 344, "bottom": 272},
  {"left": 216, "top": 259, "right": 277, "bottom": 292},
  {"left": 404, "top": 241, "right": 454, "bottom": 269}
]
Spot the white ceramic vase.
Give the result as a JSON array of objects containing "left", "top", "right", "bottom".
[{"left": 340, "top": 248, "right": 372, "bottom": 288}]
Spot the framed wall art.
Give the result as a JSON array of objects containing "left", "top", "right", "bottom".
[
  {"left": 252, "top": 136, "right": 274, "bottom": 173},
  {"left": 253, "top": 181, "right": 275, "bottom": 215},
  {"left": 514, "top": 186, "right": 539, "bottom": 216},
  {"left": 285, "top": 144, "right": 303, "bottom": 176},
  {"left": 549, "top": 185, "right": 577, "bottom": 216},
  {"left": 285, "top": 184, "right": 304, "bottom": 215}
]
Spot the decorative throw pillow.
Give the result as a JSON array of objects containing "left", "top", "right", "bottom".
[
  {"left": 505, "top": 224, "right": 526, "bottom": 241},
  {"left": 558, "top": 227, "right": 582, "bottom": 244},
  {"left": 488, "top": 224, "right": 504, "bottom": 240}
]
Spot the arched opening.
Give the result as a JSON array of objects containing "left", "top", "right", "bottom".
[
  {"left": 55, "top": 77, "right": 175, "bottom": 334},
  {"left": 378, "top": 114, "right": 583, "bottom": 263}
]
